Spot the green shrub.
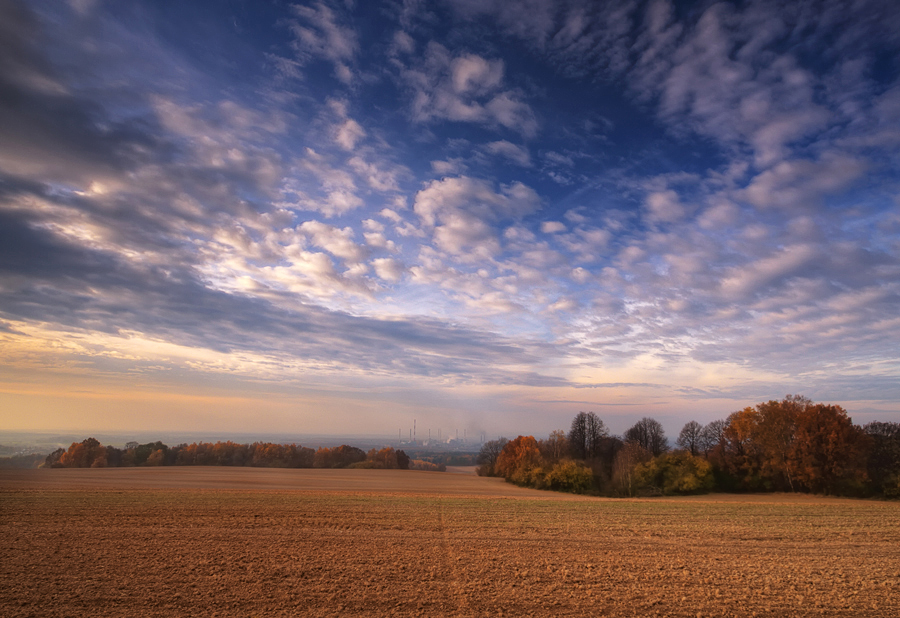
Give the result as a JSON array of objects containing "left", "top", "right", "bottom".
[
  {"left": 543, "top": 460, "right": 593, "bottom": 493},
  {"left": 634, "top": 451, "right": 714, "bottom": 495}
]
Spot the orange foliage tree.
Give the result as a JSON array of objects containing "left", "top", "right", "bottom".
[
  {"left": 495, "top": 436, "right": 542, "bottom": 479},
  {"left": 57, "top": 438, "right": 108, "bottom": 468},
  {"left": 790, "top": 404, "right": 870, "bottom": 494}
]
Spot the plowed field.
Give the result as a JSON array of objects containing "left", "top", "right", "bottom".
[{"left": 2, "top": 468, "right": 899, "bottom": 617}]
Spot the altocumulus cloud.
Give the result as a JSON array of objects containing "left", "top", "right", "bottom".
[{"left": 0, "top": 0, "right": 898, "bottom": 435}]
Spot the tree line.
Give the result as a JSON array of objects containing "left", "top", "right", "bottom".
[
  {"left": 43, "top": 439, "right": 421, "bottom": 471},
  {"left": 478, "top": 396, "right": 900, "bottom": 498}
]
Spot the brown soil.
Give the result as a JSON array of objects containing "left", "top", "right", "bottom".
[{"left": 3, "top": 468, "right": 899, "bottom": 617}]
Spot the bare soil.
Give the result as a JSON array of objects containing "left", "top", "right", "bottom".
[{"left": 3, "top": 468, "right": 899, "bottom": 617}]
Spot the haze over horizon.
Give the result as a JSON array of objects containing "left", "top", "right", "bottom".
[{"left": 1, "top": 0, "right": 899, "bottom": 439}]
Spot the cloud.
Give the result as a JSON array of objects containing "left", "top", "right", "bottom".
[
  {"left": 282, "top": 148, "right": 363, "bottom": 217},
  {"left": 544, "top": 151, "right": 574, "bottom": 167},
  {"left": 720, "top": 243, "right": 820, "bottom": 300},
  {"left": 3, "top": 0, "right": 900, "bottom": 429},
  {"left": 413, "top": 177, "right": 542, "bottom": 260},
  {"left": 644, "top": 190, "right": 686, "bottom": 224},
  {"left": 403, "top": 43, "right": 538, "bottom": 136},
  {"left": 415, "top": 176, "right": 540, "bottom": 227},
  {"left": 347, "top": 156, "right": 405, "bottom": 193},
  {"left": 483, "top": 140, "right": 531, "bottom": 166},
  {"left": 0, "top": 2, "right": 154, "bottom": 188},
  {"left": 740, "top": 154, "right": 866, "bottom": 211},
  {"left": 0, "top": 212, "right": 554, "bottom": 384},
  {"left": 289, "top": 1, "right": 358, "bottom": 84},
  {"left": 299, "top": 220, "right": 368, "bottom": 264},
  {"left": 431, "top": 158, "right": 468, "bottom": 175},
  {"left": 372, "top": 257, "right": 404, "bottom": 282},
  {"left": 540, "top": 221, "right": 566, "bottom": 234},
  {"left": 446, "top": 0, "right": 558, "bottom": 46},
  {"left": 335, "top": 118, "right": 366, "bottom": 150}
]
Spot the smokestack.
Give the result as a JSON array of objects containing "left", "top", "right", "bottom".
[{"left": 414, "top": 419, "right": 416, "bottom": 444}]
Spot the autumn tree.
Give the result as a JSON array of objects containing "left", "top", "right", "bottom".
[
  {"left": 624, "top": 418, "right": 668, "bottom": 457},
  {"left": 568, "top": 411, "right": 608, "bottom": 460},
  {"left": 357, "top": 447, "right": 410, "bottom": 470},
  {"left": 146, "top": 448, "right": 166, "bottom": 466},
  {"left": 790, "top": 404, "right": 869, "bottom": 495},
  {"left": 58, "top": 438, "right": 108, "bottom": 468},
  {"left": 313, "top": 445, "right": 366, "bottom": 468},
  {"left": 676, "top": 421, "right": 704, "bottom": 456},
  {"left": 753, "top": 396, "right": 811, "bottom": 491},
  {"left": 495, "top": 436, "right": 542, "bottom": 480},
  {"left": 43, "top": 448, "right": 65, "bottom": 468}
]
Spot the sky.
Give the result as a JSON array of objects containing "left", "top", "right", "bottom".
[{"left": 1, "top": 0, "right": 899, "bottom": 440}]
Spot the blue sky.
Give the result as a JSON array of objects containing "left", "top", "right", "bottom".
[{"left": 1, "top": 0, "right": 899, "bottom": 439}]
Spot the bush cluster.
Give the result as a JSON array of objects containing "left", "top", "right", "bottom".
[
  {"left": 479, "top": 397, "right": 900, "bottom": 499},
  {"left": 44, "top": 440, "right": 412, "bottom": 471}
]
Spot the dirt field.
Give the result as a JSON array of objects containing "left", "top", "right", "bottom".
[{"left": 3, "top": 468, "right": 899, "bottom": 617}]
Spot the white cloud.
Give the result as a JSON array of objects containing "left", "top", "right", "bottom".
[
  {"left": 299, "top": 220, "right": 368, "bottom": 264},
  {"left": 391, "top": 30, "right": 416, "bottom": 55},
  {"left": 414, "top": 176, "right": 540, "bottom": 227},
  {"left": 740, "top": 154, "right": 866, "bottom": 211},
  {"left": 698, "top": 200, "right": 739, "bottom": 230},
  {"left": 720, "top": 243, "right": 819, "bottom": 300},
  {"left": 372, "top": 257, "right": 405, "bottom": 282},
  {"left": 404, "top": 44, "right": 538, "bottom": 136},
  {"left": 447, "top": 0, "right": 558, "bottom": 46},
  {"left": 363, "top": 232, "right": 395, "bottom": 250},
  {"left": 431, "top": 158, "right": 468, "bottom": 175},
  {"left": 379, "top": 208, "right": 403, "bottom": 223},
  {"left": 289, "top": 2, "right": 358, "bottom": 84},
  {"left": 544, "top": 151, "right": 574, "bottom": 166},
  {"left": 414, "top": 176, "right": 541, "bottom": 259},
  {"left": 645, "top": 190, "right": 686, "bottom": 224},
  {"left": 484, "top": 140, "right": 531, "bottom": 166},
  {"left": 541, "top": 221, "right": 566, "bottom": 234},
  {"left": 335, "top": 119, "right": 366, "bottom": 150},
  {"left": 571, "top": 267, "right": 591, "bottom": 284},
  {"left": 281, "top": 148, "right": 364, "bottom": 217},
  {"left": 362, "top": 219, "right": 384, "bottom": 232},
  {"left": 348, "top": 156, "right": 402, "bottom": 192}
]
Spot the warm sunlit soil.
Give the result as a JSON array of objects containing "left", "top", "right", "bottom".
[{"left": 3, "top": 468, "right": 899, "bottom": 617}]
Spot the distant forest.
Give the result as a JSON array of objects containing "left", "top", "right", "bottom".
[
  {"left": 40, "top": 441, "right": 447, "bottom": 472},
  {"left": 478, "top": 396, "right": 900, "bottom": 499}
]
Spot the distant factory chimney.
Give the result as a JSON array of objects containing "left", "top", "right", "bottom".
[{"left": 414, "top": 419, "right": 416, "bottom": 444}]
